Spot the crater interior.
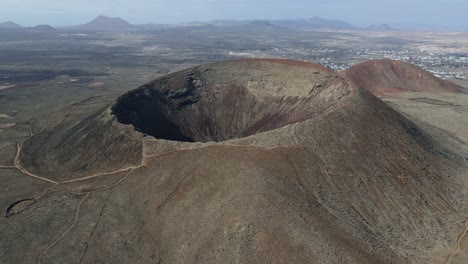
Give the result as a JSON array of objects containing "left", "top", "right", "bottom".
[{"left": 112, "top": 59, "right": 351, "bottom": 142}]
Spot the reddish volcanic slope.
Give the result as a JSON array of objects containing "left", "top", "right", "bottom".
[{"left": 340, "top": 59, "right": 465, "bottom": 95}]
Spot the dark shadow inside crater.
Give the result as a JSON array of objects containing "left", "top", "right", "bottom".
[{"left": 113, "top": 92, "right": 195, "bottom": 142}]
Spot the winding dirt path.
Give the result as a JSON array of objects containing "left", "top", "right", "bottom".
[
  {"left": 14, "top": 141, "right": 58, "bottom": 184},
  {"left": 52, "top": 167, "right": 141, "bottom": 195},
  {"left": 59, "top": 165, "right": 143, "bottom": 184},
  {"left": 11, "top": 94, "right": 144, "bottom": 185},
  {"left": 0, "top": 165, "right": 16, "bottom": 169},
  {"left": 445, "top": 152, "right": 468, "bottom": 264},
  {"left": 31, "top": 168, "right": 141, "bottom": 262},
  {"left": 445, "top": 220, "right": 468, "bottom": 264},
  {"left": 36, "top": 193, "right": 90, "bottom": 264}
]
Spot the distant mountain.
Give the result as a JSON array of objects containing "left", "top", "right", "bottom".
[
  {"left": 0, "top": 21, "right": 23, "bottom": 28},
  {"left": 206, "top": 19, "right": 249, "bottom": 27},
  {"left": 139, "top": 19, "right": 276, "bottom": 31},
  {"left": 32, "top": 25, "right": 56, "bottom": 32},
  {"left": 138, "top": 23, "right": 216, "bottom": 31},
  {"left": 210, "top": 19, "right": 285, "bottom": 34},
  {"left": 269, "top": 17, "right": 358, "bottom": 30},
  {"left": 367, "top": 24, "right": 396, "bottom": 31},
  {"left": 138, "top": 23, "right": 169, "bottom": 30},
  {"left": 71, "top": 15, "right": 137, "bottom": 31},
  {"left": 392, "top": 23, "right": 467, "bottom": 32},
  {"left": 248, "top": 20, "right": 277, "bottom": 28},
  {"left": 0, "top": 22, "right": 56, "bottom": 35},
  {"left": 204, "top": 17, "right": 357, "bottom": 30}
]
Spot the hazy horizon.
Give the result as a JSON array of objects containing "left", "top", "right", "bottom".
[{"left": 1, "top": 0, "right": 467, "bottom": 30}]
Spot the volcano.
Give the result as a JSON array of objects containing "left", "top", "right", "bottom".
[
  {"left": 1, "top": 59, "right": 467, "bottom": 264},
  {"left": 340, "top": 59, "right": 465, "bottom": 95}
]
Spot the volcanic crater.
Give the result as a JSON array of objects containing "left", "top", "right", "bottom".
[{"left": 112, "top": 59, "right": 352, "bottom": 142}]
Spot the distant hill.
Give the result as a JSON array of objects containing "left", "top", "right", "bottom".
[
  {"left": 212, "top": 19, "right": 285, "bottom": 34},
  {"left": 207, "top": 19, "right": 249, "bottom": 27},
  {"left": 0, "top": 22, "right": 57, "bottom": 35},
  {"left": 248, "top": 20, "right": 277, "bottom": 28},
  {"left": 206, "top": 17, "right": 357, "bottom": 30},
  {"left": 367, "top": 24, "right": 396, "bottom": 31},
  {"left": 269, "top": 17, "right": 358, "bottom": 30},
  {"left": 71, "top": 15, "right": 137, "bottom": 31},
  {"left": 32, "top": 24, "right": 56, "bottom": 32},
  {"left": 0, "top": 21, "right": 23, "bottom": 28}
]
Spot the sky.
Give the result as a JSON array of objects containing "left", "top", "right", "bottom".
[{"left": 1, "top": 0, "right": 467, "bottom": 29}]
